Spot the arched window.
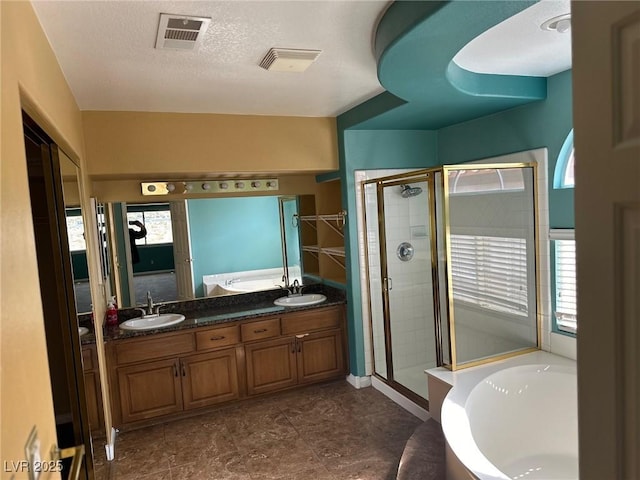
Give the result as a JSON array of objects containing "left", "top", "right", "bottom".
[{"left": 554, "top": 130, "right": 575, "bottom": 188}]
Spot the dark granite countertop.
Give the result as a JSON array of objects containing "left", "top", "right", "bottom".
[{"left": 79, "top": 283, "right": 346, "bottom": 345}]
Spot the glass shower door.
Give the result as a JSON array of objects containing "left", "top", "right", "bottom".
[{"left": 378, "top": 177, "right": 438, "bottom": 401}]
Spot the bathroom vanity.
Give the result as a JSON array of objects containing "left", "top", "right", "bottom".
[{"left": 100, "top": 288, "right": 347, "bottom": 428}]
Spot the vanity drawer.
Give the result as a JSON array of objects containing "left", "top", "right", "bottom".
[
  {"left": 241, "top": 318, "right": 281, "bottom": 342},
  {"left": 196, "top": 324, "right": 240, "bottom": 351},
  {"left": 281, "top": 307, "right": 341, "bottom": 335},
  {"left": 115, "top": 332, "right": 195, "bottom": 365}
]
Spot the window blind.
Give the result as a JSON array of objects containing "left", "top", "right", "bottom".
[
  {"left": 450, "top": 234, "right": 528, "bottom": 316},
  {"left": 554, "top": 239, "right": 577, "bottom": 333}
]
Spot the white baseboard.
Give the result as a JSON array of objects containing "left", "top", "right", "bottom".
[
  {"left": 105, "top": 427, "right": 117, "bottom": 461},
  {"left": 371, "top": 376, "right": 430, "bottom": 421},
  {"left": 345, "top": 374, "right": 372, "bottom": 389}
]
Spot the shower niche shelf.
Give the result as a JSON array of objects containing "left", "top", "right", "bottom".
[{"left": 299, "top": 180, "right": 346, "bottom": 285}]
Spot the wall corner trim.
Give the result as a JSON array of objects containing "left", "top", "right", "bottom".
[{"left": 346, "top": 374, "right": 372, "bottom": 389}]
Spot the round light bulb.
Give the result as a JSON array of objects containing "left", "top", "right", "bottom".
[
  {"left": 235, "top": 182, "right": 245, "bottom": 189},
  {"left": 251, "top": 181, "right": 261, "bottom": 188},
  {"left": 219, "top": 182, "right": 228, "bottom": 190},
  {"left": 202, "top": 183, "right": 211, "bottom": 190},
  {"left": 166, "top": 183, "right": 176, "bottom": 192},
  {"left": 184, "top": 183, "right": 193, "bottom": 192},
  {"left": 147, "top": 184, "right": 156, "bottom": 192}
]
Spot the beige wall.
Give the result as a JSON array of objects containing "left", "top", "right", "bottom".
[
  {"left": 82, "top": 111, "right": 339, "bottom": 179},
  {"left": 0, "top": 2, "right": 85, "bottom": 476}
]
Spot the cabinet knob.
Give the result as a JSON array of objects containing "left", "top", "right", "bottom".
[
  {"left": 181, "top": 363, "right": 186, "bottom": 377},
  {"left": 173, "top": 363, "right": 178, "bottom": 377}
]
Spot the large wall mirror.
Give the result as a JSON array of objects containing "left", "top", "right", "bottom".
[
  {"left": 104, "top": 196, "right": 304, "bottom": 308},
  {"left": 60, "top": 153, "right": 108, "bottom": 315}
]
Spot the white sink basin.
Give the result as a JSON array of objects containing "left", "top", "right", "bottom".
[
  {"left": 78, "top": 326, "right": 89, "bottom": 336},
  {"left": 274, "top": 294, "right": 327, "bottom": 307},
  {"left": 120, "top": 313, "right": 186, "bottom": 331}
]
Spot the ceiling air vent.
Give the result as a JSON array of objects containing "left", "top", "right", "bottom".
[
  {"left": 259, "top": 48, "right": 322, "bottom": 72},
  {"left": 155, "top": 13, "right": 211, "bottom": 51}
]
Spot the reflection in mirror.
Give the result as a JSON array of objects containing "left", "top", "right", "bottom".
[
  {"left": 279, "top": 196, "right": 302, "bottom": 286},
  {"left": 106, "top": 196, "right": 303, "bottom": 308},
  {"left": 60, "top": 153, "right": 95, "bottom": 314}
]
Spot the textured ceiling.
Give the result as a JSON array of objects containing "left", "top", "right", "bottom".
[
  {"left": 32, "top": 1, "right": 571, "bottom": 121},
  {"left": 31, "top": 1, "right": 389, "bottom": 117}
]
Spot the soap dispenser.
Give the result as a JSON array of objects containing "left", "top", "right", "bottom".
[{"left": 106, "top": 296, "right": 119, "bottom": 327}]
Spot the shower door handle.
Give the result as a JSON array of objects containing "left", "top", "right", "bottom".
[{"left": 383, "top": 277, "right": 392, "bottom": 292}]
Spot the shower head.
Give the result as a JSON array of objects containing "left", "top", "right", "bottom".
[{"left": 400, "top": 184, "right": 423, "bottom": 198}]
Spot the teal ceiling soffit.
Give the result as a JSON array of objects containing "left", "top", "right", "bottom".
[{"left": 341, "top": 0, "right": 547, "bottom": 130}]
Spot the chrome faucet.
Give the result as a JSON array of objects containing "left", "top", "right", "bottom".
[
  {"left": 290, "top": 279, "right": 303, "bottom": 296},
  {"left": 134, "top": 291, "right": 159, "bottom": 317},
  {"left": 146, "top": 291, "right": 154, "bottom": 315}
]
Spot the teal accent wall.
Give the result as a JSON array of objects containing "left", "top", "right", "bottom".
[
  {"left": 438, "top": 70, "right": 574, "bottom": 229},
  {"left": 337, "top": 129, "right": 439, "bottom": 376},
  {"left": 337, "top": 71, "right": 574, "bottom": 377},
  {"left": 132, "top": 244, "right": 175, "bottom": 274},
  {"left": 71, "top": 251, "right": 88, "bottom": 280},
  {"left": 188, "top": 197, "right": 283, "bottom": 297}
]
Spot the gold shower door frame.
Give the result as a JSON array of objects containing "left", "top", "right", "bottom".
[
  {"left": 361, "top": 162, "right": 541, "bottom": 379},
  {"left": 362, "top": 170, "right": 440, "bottom": 407}
]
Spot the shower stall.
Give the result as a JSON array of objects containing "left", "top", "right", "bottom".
[{"left": 361, "top": 162, "right": 539, "bottom": 406}]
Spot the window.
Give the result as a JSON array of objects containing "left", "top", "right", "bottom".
[
  {"left": 126, "top": 204, "right": 173, "bottom": 245},
  {"left": 65, "top": 208, "right": 86, "bottom": 251},
  {"left": 450, "top": 234, "right": 528, "bottom": 316},
  {"left": 448, "top": 168, "right": 525, "bottom": 194},
  {"left": 551, "top": 230, "right": 577, "bottom": 333},
  {"left": 554, "top": 130, "right": 575, "bottom": 188}
]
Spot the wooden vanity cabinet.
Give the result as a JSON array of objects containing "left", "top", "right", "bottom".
[
  {"left": 81, "top": 345, "right": 104, "bottom": 433},
  {"left": 245, "top": 306, "right": 347, "bottom": 395},
  {"left": 180, "top": 348, "right": 239, "bottom": 410},
  {"left": 109, "top": 305, "right": 347, "bottom": 427},
  {"left": 111, "top": 327, "right": 241, "bottom": 424},
  {"left": 245, "top": 337, "right": 298, "bottom": 395},
  {"left": 117, "top": 357, "right": 183, "bottom": 423},
  {"left": 295, "top": 328, "right": 345, "bottom": 384}
]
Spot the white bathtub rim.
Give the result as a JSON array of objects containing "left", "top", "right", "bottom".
[{"left": 438, "top": 351, "right": 577, "bottom": 480}]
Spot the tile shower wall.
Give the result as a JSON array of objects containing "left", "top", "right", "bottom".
[
  {"left": 355, "top": 169, "right": 415, "bottom": 377},
  {"left": 356, "top": 169, "right": 436, "bottom": 386},
  {"left": 383, "top": 185, "right": 435, "bottom": 375}
]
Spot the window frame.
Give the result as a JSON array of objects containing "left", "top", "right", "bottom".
[
  {"left": 553, "top": 130, "right": 575, "bottom": 189},
  {"left": 550, "top": 228, "right": 577, "bottom": 335},
  {"left": 126, "top": 203, "right": 173, "bottom": 246}
]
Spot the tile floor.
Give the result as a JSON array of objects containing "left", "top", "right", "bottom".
[{"left": 93, "top": 380, "right": 433, "bottom": 480}]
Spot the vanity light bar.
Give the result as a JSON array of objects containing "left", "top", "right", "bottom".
[{"left": 141, "top": 179, "right": 279, "bottom": 196}]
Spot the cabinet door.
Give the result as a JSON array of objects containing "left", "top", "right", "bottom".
[
  {"left": 181, "top": 348, "right": 239, "bottom": 410},
  {"left": 117, "top": 358, "right": 183, "bottom": 424},
  {"left": 245, "top": 337, "right": 297, "bottom": 396},
  {"left": 83, "top": 371, "right": 103, "bottom": 432},
  {"left": 296, "top": 328, "right": 345, "bottom": 384}
]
